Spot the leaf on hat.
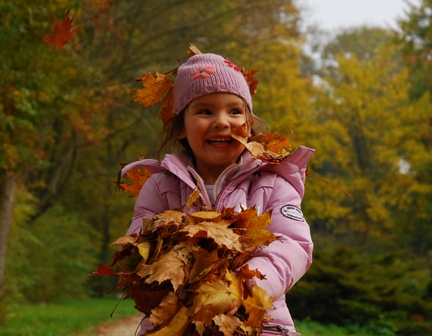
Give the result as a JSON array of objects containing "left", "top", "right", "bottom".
[
  {"left": 241, "top": 68, "right": 260, "bottom": 96},
  {"left": 134, "top": 72, "right": 173, "bottom": 107},
  {"left": 42, "top": 9, "right": 78, "bottom": 50},
  {"left": 188, "top": 43, "right": 203, "bottom": 57},
  {"left": 159, "top": 86, "right": 174, "bottom": 125}
]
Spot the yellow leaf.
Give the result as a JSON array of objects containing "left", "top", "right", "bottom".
[
  {"left": 149, "top": 306, "right": 190, "bottom": 336},
  {"left": 186, "top": 187, "right": 200, "bottom": 207},
  {"left": 189, "top": 211, "right": 222, "bottom": 222},
  {"left": 191, "top": 279, "right": 233, "bottom": 326},
  {"left": 243, "top": 285, "right": 274, "bottom": 327},
  {"left": 137, "top": 242, "right": 151, "bottom": 263}
]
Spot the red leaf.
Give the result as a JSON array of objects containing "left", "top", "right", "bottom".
[
  {"left": 42, "top": 9, "right": 78, "bottom": 50},
  {"left": 93, "top": 264, "right": 117, "bottom": 276}
]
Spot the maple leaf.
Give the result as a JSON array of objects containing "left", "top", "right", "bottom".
[
  {"left": 111, "top": 235, "right": 141, "bottom": 246},
  {"left": 134, "top": 72, "right": 172, "bottom": 108},
  {"left": 180, "top": 221, "right": 243, "bottom": 252},
  {"left": 213, "top": 314, "right": 241, "bottom": 335},
  {"left": 118, "top": 164, "right": 152, "bottom": 197},
  {"left": 243, "top": 285, "right": 274, "bottom": 327},
  {"left": 159, "top": 86, "right": 174, "bottom": 125},
  {"left": 138, "top": 245, "right": 191, "bottom": 291},
  {"left": 189, "top": 248, "right": 220, "bottom": 282},
  {"left": 149, "top": 292, "right": 180, "bottom": 327},
  {"left": 191, "top": 279, "right": 234, "bottom": 326},
  {"left": 237, "top": 264, "right": 266, "bottom": 281},
  {"left": 241, "top": 68, "right": 260, "bottom": 96},
  {"left": 92, "top": 264, "right": 117, "bottom": 276},
  {"left": 42, "top": 9, "right": 78, "bottom": 50},
  {"left": 148, "top": 306, "right": 190, "bottom": 336}
]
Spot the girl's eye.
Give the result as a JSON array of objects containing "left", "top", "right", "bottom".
[
  {"left": 198, "top": 109, "right": 211, "bottom": 115},
  {"left": 230, "top": 109, "right": 242, "bottom": 115}
]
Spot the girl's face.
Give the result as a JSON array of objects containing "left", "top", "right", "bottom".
[{"left": 177, "top": 93, "right": 250, "bottom": 183}]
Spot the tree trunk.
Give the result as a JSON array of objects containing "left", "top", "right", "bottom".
[{"left": 0, "top": 174, "right": 16, "bottom": 294}]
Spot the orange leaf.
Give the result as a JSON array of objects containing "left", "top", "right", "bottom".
[
  {"left": 118, "top": 165, "right": 152, "bottom": 197},
  {"left": 241, "top": 68, "right": 260, "bottom": 96},
  {"left": 243, "top": 285, "right": 274, "bottom": 327},
  {"left": 42, "top": 9, "right": 78, "bottom": 50},
  {"left": 134, "top": 72, "right": 172, "bottom": 108},
  {"left": 159, "top": 86, "right": 174, "bottom": 125}
]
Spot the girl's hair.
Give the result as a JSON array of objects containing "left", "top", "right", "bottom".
[{"left": 157, "top": 106, "right": 269, "bottom": 160}]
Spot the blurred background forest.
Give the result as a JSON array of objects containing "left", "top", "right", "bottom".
[{"left": 1, "top": 0, "right": 431, "bottom": 335}]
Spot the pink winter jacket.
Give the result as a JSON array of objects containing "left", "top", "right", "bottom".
[{"left": 122, "top": 146, "right": 315, "bottom": 336}]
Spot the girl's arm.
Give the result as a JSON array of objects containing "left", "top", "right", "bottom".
[{"left": 245, "top": 176, "right": 313, "bottom": 299}]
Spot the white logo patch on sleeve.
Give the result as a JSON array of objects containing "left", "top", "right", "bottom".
[{"left": 280, "top": 205, "right": 304, "bottom": 221}]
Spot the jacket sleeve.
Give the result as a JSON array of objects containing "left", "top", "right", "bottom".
[
  {"left": 245, "top": 175, "right": 313, "bottom": 300},
  {"left": 126, "top": 173, "right": 181, "bottom": 236}
]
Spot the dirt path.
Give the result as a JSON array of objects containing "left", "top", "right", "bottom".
[{"left": 94, "top": 315, "right": 143, "bottom": 336}]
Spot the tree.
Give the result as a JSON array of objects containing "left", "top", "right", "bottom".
[
  {"left": 0, "top": 1, "right": 105, "bottom": 297},
  {"left": 397, "top": 0, "right": 432, "bottom": 100},
  {"left": 301, "top": 45, "right": 432, "bottom": 249}
]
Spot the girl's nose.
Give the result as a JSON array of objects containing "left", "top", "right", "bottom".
[{"left": 213, "top": 114, "right": 230, "bottom": 128}]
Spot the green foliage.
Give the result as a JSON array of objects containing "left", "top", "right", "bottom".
[
  {"left": 0, "top": 297, "right": 138, "bottom": 336},
  {"left": 287, "top": 246, "right": 432, "bottom": 336},
  {"left": 4, "top": 189, "right": 99, "bottom": 303},
  {"left": 397, "top": 0, "right": 432, "bottom": 100}
]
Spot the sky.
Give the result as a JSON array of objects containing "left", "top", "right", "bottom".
[{"left": 301, "top": 0, "right": 421, "bottom": 31}]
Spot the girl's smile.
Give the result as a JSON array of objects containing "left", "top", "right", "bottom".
[{"left": 177, "top": 93, "right": 250, "bottom": 184}]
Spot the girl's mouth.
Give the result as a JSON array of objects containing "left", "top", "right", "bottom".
[{"left": 207, "top": 138, "right": 232, "bottom": 145}]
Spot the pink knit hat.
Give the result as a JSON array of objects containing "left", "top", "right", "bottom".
[{"left": 173, "top": 53, "right": 253, "bottom": 115}]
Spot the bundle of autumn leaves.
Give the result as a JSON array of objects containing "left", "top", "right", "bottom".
[{"left": 94, "top": 188, "right": 279, "bottom": 336}]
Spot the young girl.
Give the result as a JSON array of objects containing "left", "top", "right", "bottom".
[{"left": 122, "top": 52, "right": 314, "bottom": 335}]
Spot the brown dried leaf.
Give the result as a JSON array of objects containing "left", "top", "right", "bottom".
[
  {"left": 111, "top": 235, "right": 141, "bottom": 246},
  {"left": 213, "top": 314, "right": 240, "bottom": 335},
  {"left": 149, "top": 306, "right": 190, "bottom": 336},
  {"left": 138, "top": 249, "right": 186, "bottom": 291},
  {"left": 134, "top": 72, "right": 172, "bottom": 108},
  {"left": 180, "top": 221, "right": 243, "bottom": 252},
  {"left": 149, "top": 292, "right": 180, "bottom": 327}
]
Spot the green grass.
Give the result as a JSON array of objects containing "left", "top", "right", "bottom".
[
  {"left": 0, "top": 297, "right": 379, "bottom": 336},
  {"left": 295, "top": 319, "right": 377, "bottom": 336},
  {"left": 0, "top": 296, "right": 139, "bottom": 336}
]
